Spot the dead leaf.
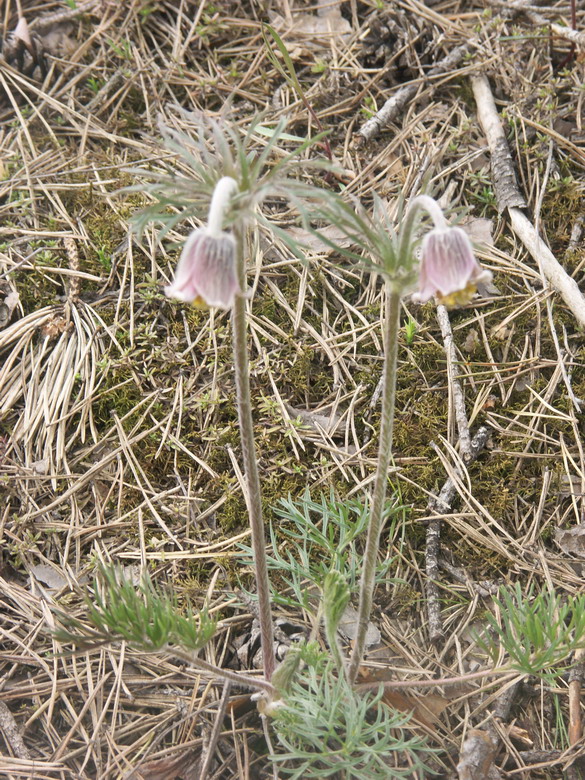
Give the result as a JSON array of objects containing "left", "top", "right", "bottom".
[
  {"left": 285, "top": 403, "right": 344, "bottom": 437},
  {"left": 0, "top": 288, "right": 19, "bottom": 329},
  {"left": 29, "top": 564, "right": 67, "bottom": 592},
  {"left": 558, "top": 474, "right": 584, "bottom": 499},
  {"left": 139, "top": 748, "right": 201, "bottom": 780},
  {"left": 4, "top": 291, "right": 19, "bottom": 315},
  {"left": 555, "top": 522, "right": 585, "bottom": 557},
  {"left": 513, "top": 374, "right": 532, "bottom": 392},
  {"left": 123, "top": 564, "right": 142, "bottom": 586},
  {"left": 462, "top": 217, "right": 495, "bottom": 247},
  {"left": 476, "top": 277, "right": 501, "bottom": 297},
  {"left": 507, "top": 723, "right": 533, "bottom": 748},
  {"left": 269, "top": 0, "right": 352, "bottom": 49},
  {"left": 338, "top": 605, "right": 380, "bottom": 647},
  {"left": 376, "top": 148, "right": 405, "bottom": 187},
  {"left": 42, "top": 23, "right": 78, "bottom": 59},
  {"left": 358, "top": 668, "right": 449, "bottom": 732},
  {"left": 42, "top": 314, "right": 69, "bottom": 339},
  {"left": 463, "top": 328, "right": 479, "bottom": 354},
  {"left": 482, "top": 396, "right": 497, "bottom": 411},
  {"left": 383, "top": 690, "right": 448, "bottom": 732},
  {"left": 30, "top": 458, "right": 49, "bottom": 474},
  {"left": 490, "top": 322, "right": 509, "bottom": 341},
  {"left": 553, "top": 117, "right": 578, "bottom": 140}
]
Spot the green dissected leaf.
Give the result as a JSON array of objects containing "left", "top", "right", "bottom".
[
  {"left": 238, "top": 490, "right": 406, "bottom": 614},
  {"left": 54, "top": 565, "right": 216, "bottom": 654},
  {"left": 270, "top": 659, "right": 438, "bottom": 778},
  {"left": 477, "top": 583, "right": 585, "bottom": 678}
]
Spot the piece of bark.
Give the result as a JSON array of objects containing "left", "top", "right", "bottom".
[
  {"left": 555, "top": 521, "right": 585, "bottom": 557},
  {"left": 457, "top": 728, "right": 501, "bottom": 780},
  {"left": 457, "top": 680, "right": 522, "bottom": 780},
  {"left": 470, "top": 76, "right": 526, "bottom": 211},
  {"left": 0, "top": 701, "right": 30, "bottom": 760}
]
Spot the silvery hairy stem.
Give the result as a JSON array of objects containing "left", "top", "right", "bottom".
[
  {"left": 232, "top": 225, "right": 275, "bottom": 681},
  {"left": 348, "top": 286, "right": 401, "bottom": 682}
]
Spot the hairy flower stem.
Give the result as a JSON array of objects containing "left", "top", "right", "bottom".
[
  {"left": 401, "top": 194, "right": 447, "bottom": 237},
  {"left": 170, "top": 646, "right": 276, "bottom": 695},
  {"left": 348, "top": 287, "right": 401, "bottom": 683},
  {"left": 232, "top": 225, "right": 275, "bottom": 681}
]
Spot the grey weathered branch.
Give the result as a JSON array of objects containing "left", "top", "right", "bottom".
[
  {"left": 485, "top": 1, "right": 585, "bottom": 49},
  {"left": 357, "top": 41, "right": 475, "bottom": 142},
  {"left": 471, "top": 74, "right": 585, "bottom": 329},
  {"left": 426, "top": 425, "right": 491, "bottom": 644},
  {"left": 436, "top": 304, "right": 471, "bottom": 460}
]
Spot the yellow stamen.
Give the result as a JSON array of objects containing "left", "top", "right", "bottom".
[{"left": 437, "top": 282, "right": 477, "bottom": 309}]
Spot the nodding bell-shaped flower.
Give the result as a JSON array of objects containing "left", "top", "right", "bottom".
[
  {"left": 412, "top": 227, "right": 492, "bottom": 308},
  {"left": 165, "top": 177, "right": 240, "bottom": 310},
  {"left": 412, "top": 225, "right": 492, "bottom": 308}
]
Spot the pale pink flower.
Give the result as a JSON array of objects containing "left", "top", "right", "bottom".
[
  {"left": 413, "top": 226, "right": 492, "bottom": 308},
  {"left": 165, "top": 229, "right": 238, "bottom": 309},
  {"left": 165, "top": 177, "right": 240, "bottom": 309}
]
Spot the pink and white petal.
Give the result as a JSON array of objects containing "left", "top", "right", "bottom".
[
  {"left": 165, "top": 230, "right": 207, "bottom": 303},
  {"left": 423, "top": 229, "right": 476, "bottom": 296},
  {"left": 435, "top": 237, "right": 470, "bottom": 292},
  {"left": 470, "top": 265, "right": 493, "bottom": 284},
  {"left": 188, "top": 233, "right": 239, "bottom": 310},
  {"left": 411, "top": 272, "right": 436, "bottom": 302}
]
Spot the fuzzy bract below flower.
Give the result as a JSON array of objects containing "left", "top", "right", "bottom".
[
  {"left": 164, "top": 229, "right": 238, "bottom": 309},
  {"left": 413, "top": 226, "right": 492, "bottom": 308},
  {"left": 165, "top": 176, "right": 239, "bottom": 309}
]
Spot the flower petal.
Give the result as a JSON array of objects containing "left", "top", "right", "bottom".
[
  {"left": 164, "top": 230, "right": 207, "bottom": 302},
  {"left": 165, "top": 228, "right": 239, "bottom": 309},
  {"left": 414, "top": 226, "right": 492, "bottom": 306}
]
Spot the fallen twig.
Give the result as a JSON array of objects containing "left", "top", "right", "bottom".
[
  {"left": 471, "top": 74, "right": 585, "bottom": 328},
  {"left": 438, "top": 557, "right": 498, "bottom": 598},
  {"left": 28, "top": 0, "right": 100, "bottom": 32},
  {"left": 568, "top": 648, "right": 585, "bottom": 747},
  {"left": 0, "top": 701, "right": 30, "bottom": 761},
  {"left": 426, "top": 304, "right": 471, "bottom": 644},
  {"left": 425, "top": 514, "right": 444, "bottom": 645},
  {"left": 485, "top": 0, "right": 585, "bottom": 50},
  {"left": 357, "top": 41, "right": 475, "bottom": 143},
  {"left": 426, "top": 426, "right": 491, "bottom": 644},
  {"left": 436, "top": 304, "right": 471, "bottom": 460}
]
